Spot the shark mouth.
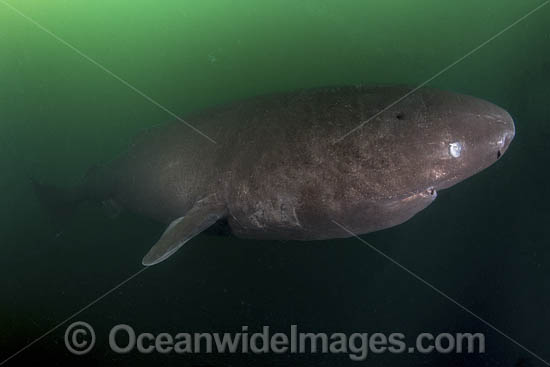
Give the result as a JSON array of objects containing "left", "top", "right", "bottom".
[{"left": 426, "top": 187, "right": 437, "bottom": 198}]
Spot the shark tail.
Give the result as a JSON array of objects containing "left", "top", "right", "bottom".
[
  {"left": 32, "top": 165, "right": 116, "bottom": 224},
  {"left": 31, "top": 178, "right": 83, "bottom": 220}
]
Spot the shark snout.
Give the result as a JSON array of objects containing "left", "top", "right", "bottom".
[{"left": 494, "top": 112, "right": 515, "bottom": 159}]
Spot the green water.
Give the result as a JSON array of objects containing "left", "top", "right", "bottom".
[{"left": 1, "top": 0, "right": 549, "bottom": 366}]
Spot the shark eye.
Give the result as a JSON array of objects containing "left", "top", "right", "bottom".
[{"left": 449, "top": 142, "right": 463, "bottom": 158}]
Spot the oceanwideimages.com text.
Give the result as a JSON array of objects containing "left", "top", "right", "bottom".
[{"left": 65, "top": 322, "right": 485, "bottom": 361}]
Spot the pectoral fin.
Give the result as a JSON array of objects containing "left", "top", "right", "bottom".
[{"left": 142, "top": 198, "right": 226, "bottom": 266}]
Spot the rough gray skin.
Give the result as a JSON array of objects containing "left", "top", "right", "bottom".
[{"left": 77, "top": 86, "right": 515, "bottom": 265}]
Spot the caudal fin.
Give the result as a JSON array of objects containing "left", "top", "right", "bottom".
[{"left": 31, "top": 178, "right": 81, "bottom": 220}]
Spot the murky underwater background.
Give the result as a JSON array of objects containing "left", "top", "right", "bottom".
[{"left": 0, "top": 0, "right": 549, "bottom": 365}]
